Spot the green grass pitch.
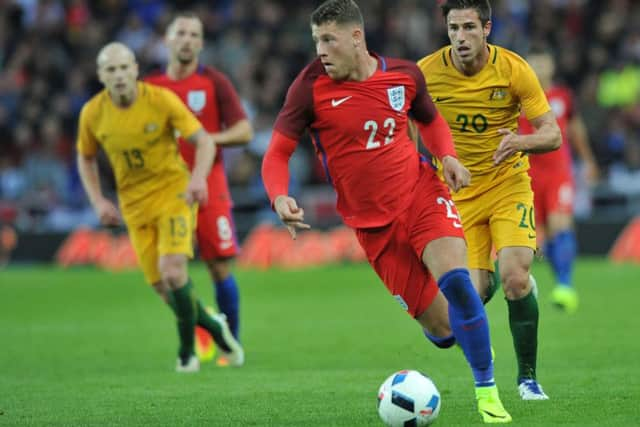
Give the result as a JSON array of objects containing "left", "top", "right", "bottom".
[{"left": 1, "top": 258, "right": 639, "bottom": 426}]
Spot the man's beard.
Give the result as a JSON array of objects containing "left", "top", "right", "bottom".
[{"left": 118, "top": 91, "right": 133, "bottom": 106}]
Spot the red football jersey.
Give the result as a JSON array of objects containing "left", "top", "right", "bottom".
[
  {"left": 519, "top": 85, "right": 573, "bottom": 175},
  {"left": 273, "top": 55, "right": 439, "bottom": 228},
  {"left": 146, "top": 65, "right": 247, "bottom": 205}
]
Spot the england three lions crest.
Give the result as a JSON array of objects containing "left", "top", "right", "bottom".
[
  {"left": 187, "top": 90, "right": 206, "bottom": 113},
  {"left": 387, "top": 86, "right": 405, "bottom": 111}
]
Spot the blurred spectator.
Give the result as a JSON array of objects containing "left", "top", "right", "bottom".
[{"left": 116, "top": 12, "right": 153, "bottom": 54}]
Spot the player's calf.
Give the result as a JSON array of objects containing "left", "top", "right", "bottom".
[{"left": 438, "top": 268, "right": 494, "bottom": 387}]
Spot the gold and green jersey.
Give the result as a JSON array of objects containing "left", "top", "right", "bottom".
[
  {"left": 77, "top": 82, "right": 202, "bottom": 225},
  {"left": 417, "top": 44, "right": 550, "bottom": 200}
]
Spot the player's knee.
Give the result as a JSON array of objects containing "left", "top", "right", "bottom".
[
  {"left": 206, "top": 258, "right": 231, "bottom": 282},
  {"left": 159, "top": 256, "right": 188, "bottom": 288},
  {"left": 162, "top": 271, "right": 188, "bottom": 288},
  {"left": 548, "top": 213, "right": 573, "bottom": 233},
  {"left": 501, "top": 268, "right": 530, "bottom": 299},
  {"left": 161, "top": 272, "right": 182, "bottom": 288},
  {"left": 422, "top": 237, "right": 467, "bottom": 279}
]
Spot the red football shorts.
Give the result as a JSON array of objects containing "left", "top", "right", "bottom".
[
  {"left": 530, "top": 171, "right": 574, "bottom": 225},
  {"left": 355, "top": 164, "right": 465, "bottom": 318},
  {"left": 196, "top": 203, "right": 239, "bottom": 260}
]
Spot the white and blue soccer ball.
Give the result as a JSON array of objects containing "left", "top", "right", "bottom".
[{"left": 377, "top": 370, "right": 441, "bottom": 427}]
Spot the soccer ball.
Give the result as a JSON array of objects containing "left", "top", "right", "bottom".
[{"left": 377, "top": 370, "right": 441, "bottom": 427}]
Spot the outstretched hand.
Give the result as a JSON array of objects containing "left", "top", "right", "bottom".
[
  {"left": 274, "top": 195, "right": 311, "bottom": 239},
  {"left": 441, "top": 155, "right": 471, "bottom": 193}
]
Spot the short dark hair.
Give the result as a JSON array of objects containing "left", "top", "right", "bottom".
[
  {"left": 441, "top": 0, "right": 492, "bottom": 26},
  {"left": 167, "top": 12, "right": 203, "bottom": 32},
  {"left": 310, "top": 0, "right": 364, "bottom": 27}
]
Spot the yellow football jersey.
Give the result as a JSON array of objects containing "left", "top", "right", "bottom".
[
  {"left": 417, "top": 44, "right": 550, "bottom": 200},
  {"left": 77, "top": 82, "right": 202, "bottom": 225}
]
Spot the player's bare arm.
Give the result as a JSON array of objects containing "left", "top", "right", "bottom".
[
  {"left": 569, "top": 114, "right": 600, "bottom": 184},
  {"left": 210, "top": 119, "right": 253, "bottom": 147},
  {"left": 76, "top": 153, "right": 121, "bottom": 226},
  {"left": 273, "top": 195, "right": 311, "bottom": 240},
  {"left": 185, "top": 128, "right": 216, "bottom": 205},
  {"left": 494, "top": 110, "right": 561, "bottom": 165}
]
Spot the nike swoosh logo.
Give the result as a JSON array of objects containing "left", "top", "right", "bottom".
[
  {"left": 331, "top": 96, "right": 352, "bottom": 107},
  {"left": 528, "top": 233, "right": 536, "bottom": 239},
  {"left": 435, "top": 96, "right": 452, "bottom": 102},
  {"left": 480, "top": 410, "right": 509, "bottom": 419}
]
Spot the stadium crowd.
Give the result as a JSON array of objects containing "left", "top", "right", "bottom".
[{"left": 0, "top": 0, "right": 638, "bottom": 233}]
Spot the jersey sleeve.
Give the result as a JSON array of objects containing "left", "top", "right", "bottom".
[
  {"left": 513, "top": 60, "right": 551, "bottom": 121},
  {"left": 407, "top": 63, "right": 438, "bottom": 125},
  {"left": 273, "top": 68, "right": 315, "bottom": 140},
  {"left": 161, "top": 88, "right": 203, "bottom": 139},
  {"left": 261, "top": 130, "right": 299, "bottom": 204},
  {"left": 209, "top": 69, "right": 247, "bottom": 127},
  {"left": 406, "top": 62, "right": 457, "bottom": 159},
  {"left": 76, "top": 102, "right": 99, "bottom": 156}
]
